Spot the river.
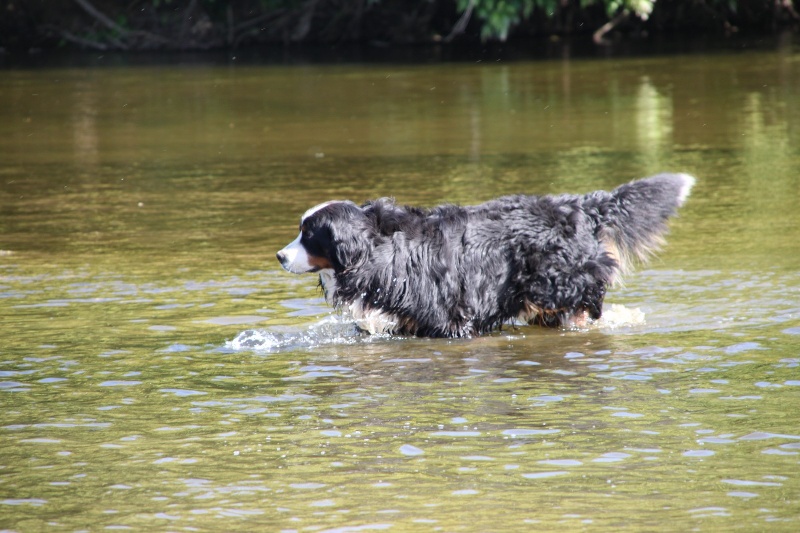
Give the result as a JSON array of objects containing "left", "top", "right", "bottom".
[{"left": 1, "top": 41, "right": 799, "bottom": 531}]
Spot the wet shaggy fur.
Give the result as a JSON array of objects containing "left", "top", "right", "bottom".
[{"left": 277, "top": 173, "right": 695, "bottom": 338}]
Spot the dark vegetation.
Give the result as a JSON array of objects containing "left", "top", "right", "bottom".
[{"left": 2, "top": 0, "right": 799, "bottom": 52}]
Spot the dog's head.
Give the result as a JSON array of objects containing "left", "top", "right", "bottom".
[{"left": 277, "top": 200, "right": 371, "bottom": 274}]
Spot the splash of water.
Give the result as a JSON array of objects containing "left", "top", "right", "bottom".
[
  {"left": 595, "top": 304, "right": 646, "bottom": 329},
  {"left": 226, "top": 304, "right": 645, "bottom": 353},
  {"left": 226, "top": 315, "right": 372, "bottom": 353}
]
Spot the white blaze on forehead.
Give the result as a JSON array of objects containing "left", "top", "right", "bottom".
[{"left": 301, "top": 200, "right": 347, "bottom": 223}]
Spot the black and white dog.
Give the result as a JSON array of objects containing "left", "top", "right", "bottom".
[{"left": 277, "top": 173, "right": 694, "bottom": 338}]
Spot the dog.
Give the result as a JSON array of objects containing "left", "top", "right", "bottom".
[{"left": 277, "top": 173, "right": 694, "bottom": 338}]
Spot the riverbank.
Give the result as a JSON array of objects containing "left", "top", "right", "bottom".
[
  {"left": 2, "top": 0, "right": 798, "bottom": 54},
  {"left": 2, "top": 30, "right": 798, "bottom": 71}
]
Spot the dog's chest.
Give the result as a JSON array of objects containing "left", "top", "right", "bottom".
[
  {"left": 319, "top": 270, "right": 337, "bottom": 303},
  {"left": 318, "top": 270, "right": 400, "bottom": 335}
]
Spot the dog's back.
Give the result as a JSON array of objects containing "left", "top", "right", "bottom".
[{"left": 448, "top": 173, "right": 693, "bottom": 331}]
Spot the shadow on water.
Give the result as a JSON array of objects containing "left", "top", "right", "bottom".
[{"left": 3, "top": 32, "right": 796, "bottom": 69}]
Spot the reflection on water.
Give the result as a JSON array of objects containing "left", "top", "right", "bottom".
[
  {"left": 1, "top": 45, "right": 800, "bottom": 530},
  {"left": 69, "top": 81, "right": 99, "bottom": 168},
  {"left": 635, "top": 76, "right": 672, "bottom": 164}
]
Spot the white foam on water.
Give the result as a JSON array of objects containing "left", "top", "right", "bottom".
[
  {"left": 226, "top": 314, "right": 379, "bottom": 353},
  {"left": 594, "top": 304, "right": 646, "bottom": 330}
]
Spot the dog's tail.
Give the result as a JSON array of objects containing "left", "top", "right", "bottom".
[{"left": 585, "top": 173, "right": 695, "bottom": 278}]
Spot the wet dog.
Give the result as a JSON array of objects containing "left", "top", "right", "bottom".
[{"left": 277, "top": 173, "right": 694, "bottom": 338}]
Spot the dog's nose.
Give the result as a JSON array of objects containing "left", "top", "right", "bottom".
[{"left": 276, "top": 250, "right": 286, "bottom": 264}]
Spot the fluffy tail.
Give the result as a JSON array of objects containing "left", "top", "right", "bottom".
[{"left": 586, "top": 173, "right": 695, "bottom": 278}]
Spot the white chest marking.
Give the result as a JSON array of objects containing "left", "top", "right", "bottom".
[
  {"left": 346, "top": 298, "right": 399, "bottom": 335},
  {"left": 320, "top": 273, "right": 399, "bottom": 334}
]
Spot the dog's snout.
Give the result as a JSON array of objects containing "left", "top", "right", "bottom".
[{"left": 276, "top": 236, "right": 308, "bottom": 274}]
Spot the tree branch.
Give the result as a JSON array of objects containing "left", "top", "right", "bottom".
[
  {"left": 49, "top": 27, "right": 110, "bottom": 50},
  {"left": 72, "top": 0, "right": 171, "bottom": 49},
  {"left": 234, "top": 10, "right": 283, "bottom": 34},
  {"left": 593, "top": 10, "right": 629, "bottom": 44},
  {"left": 780, "top": 0, "right": 800, "bottom": 21},
  {"left": 292, "top": 0, "right": 320, "bottom": 42},
  {"left": 445, "top": 0, "right": 475, "bottom": 42},
  {"left": 72, "top": 0, "right": 130, "bottom": 36},
  {"left": 178, "top": 0, "right": 199, "bottom": 42}
]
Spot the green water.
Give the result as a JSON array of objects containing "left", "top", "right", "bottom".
[{"left": 1, "top": 45, "right": 799, "bottom": 531}]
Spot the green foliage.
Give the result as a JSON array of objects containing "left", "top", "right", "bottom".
[
  {"left": 458, "top": 0, "right": 535, "bottom": 41},
  {"left": 462, "top": 0, "right": 660, "bottom": 41},
  {"left": 583, "top": 0, "right": 656, "bottom": 19}
]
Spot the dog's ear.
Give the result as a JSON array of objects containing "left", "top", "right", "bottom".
[
  {"left": 329, "top": 203, "right": 373, "bottom": 272},
  {"left": 333, "top": 233, "right": 367, "bottom": 271}
]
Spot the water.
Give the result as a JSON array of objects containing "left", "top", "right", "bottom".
[{"left": 1, "top": 43, "right": 800, "bottom": 531}]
